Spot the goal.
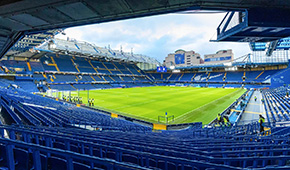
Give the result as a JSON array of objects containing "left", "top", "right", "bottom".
[{"left": 158, "top": 115, "right": 174, "bottom": 124}]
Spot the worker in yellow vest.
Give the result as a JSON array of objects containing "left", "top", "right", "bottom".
[
  {"left": 223, "top": 116, "right": 231, "bottom": 127},
  {"left": 217, "top": 113, "right": 222, "bottom": 126},
  {"left": 259, "top": 115, "right": 265, "bottom": 133},
  {"left": 92, "top": 98, "right": 94, "bottom": 106}
]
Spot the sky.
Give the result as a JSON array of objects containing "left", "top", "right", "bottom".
[{"left": 56, "top": 12, "right": 251, "bottom": 62}]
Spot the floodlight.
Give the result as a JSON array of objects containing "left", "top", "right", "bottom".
[{"left": 224, "top": 62, "right": 232, "bottom": 67}]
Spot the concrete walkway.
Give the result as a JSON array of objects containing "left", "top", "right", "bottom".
[{"left": 238, "top": 90, "right": 266, "bottom": 125}]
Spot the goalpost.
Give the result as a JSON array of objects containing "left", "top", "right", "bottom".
[{"left": 158, "top": 115, "right": 174, "bottom": 124}]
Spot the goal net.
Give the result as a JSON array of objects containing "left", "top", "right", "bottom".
[{"left": 158, "top": 115, "right": 174, "bottom": 124}]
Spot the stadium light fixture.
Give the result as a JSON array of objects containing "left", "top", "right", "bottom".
[
  {"left": 51, "top": 44, "right": 56, "bottom": 49},
  {"left": 170, "top": 66, "right": 175, "bottom": 69},
  {"left": 224, "top": 62, "right": 232, "bottom": 67},
  {"left": 225, "top": 66, "right": 237, "bottom": 71}
]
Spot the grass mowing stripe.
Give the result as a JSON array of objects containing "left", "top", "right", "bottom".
[
  {"left": 87, "top": 105, "right": 160, "bottom": 123},
  {"left": 114, "top": 99, "right": 157, "bottom": 110}
]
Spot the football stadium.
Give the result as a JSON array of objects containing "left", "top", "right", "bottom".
[{"left": 1, "top": 1, "right": 290, "bottom": 170}]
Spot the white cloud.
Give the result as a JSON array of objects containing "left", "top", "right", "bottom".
[{"left": 56, "top": 13, "right": 251, "bottom": 62}]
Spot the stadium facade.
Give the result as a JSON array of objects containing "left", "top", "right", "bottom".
[
  {"left": 204, "top": 49, "right": 233, "bottom": 64},
  {"left": 164, "top": 49, "right": 202, "bottom": 68}
]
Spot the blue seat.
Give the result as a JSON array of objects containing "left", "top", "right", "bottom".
[
  {"left": 70, "top": 144, "right": 79, "bottom": 153},
  {"left": 122, "top": 154, "right": 138, "bottom": 165},
  {"left": 40, "top": 154, "right": 48, "bottom": 170},
  {"left": 0, "top": 145, "right": 6, "bottom": 167},
  {"left": 178, "top": 164, "right": 197, "bottom": 170},
  {"left": 168, "top": 162, "right": 177, "bottom": 170},
  {"left": 157, "top": 160, "right": 166, "bottom": 169},
  {"left": 14, "top": 148, "right": 29, "bottom": 170},
  {"left": 106, "top": 151, "right": 116, "bottom": 160},
  {"left": 148, "top": 158, "right": 157, "bottom": 168},
  {"left": 73, "top": 162, "right": 90, "bottom": 170},
  {"left": 49, "top": 157, "right": 66, "bottom": 170},
  {"left": 53, "top": 142, "right": 65, "bottom": 150},
  {"left": 93, "top": 148, "right": 103, "bottom": 157}
]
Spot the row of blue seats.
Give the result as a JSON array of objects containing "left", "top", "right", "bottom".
[
  {"left": 2, "top": 121, "right": 290, "bottom": 169},
  {"left": 148, "top": 70, "right": 281, "bottom": 83},
  {"left": 48, "top": 82, "right": 153, "bottom": 91},
  {"left": 263, "top": 89, "right": 290, "bottom": 123},
  {"left": 43, "top": 74, "right": 148, "bottom": 83},
  {"left": 39, "top": 54, "right": 142, "bottom": 75},
  {"left": 0, "top": 100, "right": 290, "bottom": 168}
]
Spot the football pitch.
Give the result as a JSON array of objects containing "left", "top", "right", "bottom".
[{"left": 58, "top": 86, "right": 246, "bottom": 124}]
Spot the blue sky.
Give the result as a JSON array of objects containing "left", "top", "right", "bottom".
[{"left": 56, "top": 13, "right": 251, "bottom": 62}]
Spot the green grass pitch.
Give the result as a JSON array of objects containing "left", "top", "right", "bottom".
[{"left": 57, "top": 86, "right": 246, "bottom": 124}]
